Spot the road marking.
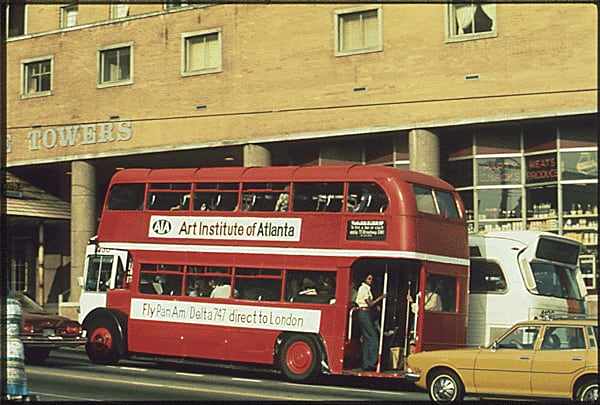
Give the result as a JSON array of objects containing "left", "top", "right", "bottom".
[
  {"left": 27, "top": 369, "right": 306, "bottom": 401},
  {"left": 231, "top": 378, "right": 263, "bottom": 383},
  {"left": 176, "top": 372, "right": 205, "bottom": 377},
  {"left": 119, "top": 366, "right": 148, "bottom": 372}
]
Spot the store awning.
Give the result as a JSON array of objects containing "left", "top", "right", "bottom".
[{"left": 5, "top": 173, "right": 71, "bottom": 220}]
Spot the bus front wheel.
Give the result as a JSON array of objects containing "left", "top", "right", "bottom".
[
  {"left": 279, "top": 334, "right": 320, "bottom": 382},
  {"left": 85, "top": 319, "right": 121, "bottom": 365}
]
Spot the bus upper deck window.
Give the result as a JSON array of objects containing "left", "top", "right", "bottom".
[
  {"left": 434, "top": 190, "right": 460, "bottom": 218},
  {"left": 107, "top": 184, "right": 145, "bottom": 210},
  {"left": 292, "top": 182, "right": 344, "bottom": 212},
  {"left": 347, "top": 182, "right": 388, "bottom": 213},
  {"left": 194, "top": 183, "right": 239, "bottom": 211},
  {"left": 414, "top": 186, "right": 437, "bottom": 215},
  {"left": 146, "top": 183, "right": 191, "bottom": 211},
  {"left": 241, "top": 182, "right": 290, "bottom": 212}
]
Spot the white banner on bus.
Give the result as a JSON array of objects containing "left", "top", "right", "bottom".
[
  {"left": 130, "top": 298, "right": 321, "bottom": 333},
  {"left": 148, "top": 215, "right": 302, "bottom": 242}
]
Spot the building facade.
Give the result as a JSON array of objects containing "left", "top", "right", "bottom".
[{"left": 4, "top": 3, "right": 597, "bottom": 317}]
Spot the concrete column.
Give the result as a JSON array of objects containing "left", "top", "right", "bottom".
[
  {"left": 243, "top": 144, "right": 271, "bottom": 167},
  {"left": 70, "top": 161, "right": 96, "bottom": 306},
  {"left": 409, "top": 129, "right": 440, "bottom": 178}
]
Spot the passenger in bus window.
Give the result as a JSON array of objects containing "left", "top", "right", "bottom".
[
  {"left": 355, "top": 274, "right": 387, "bottom": 371},
  {"left": 407, "top": 281, "right": 442, "bottom": 312},
  {"left": 188, "top": 279, "right": 210, "bottom": 297},
  {"left": 170, "top": 194, "right": 190, "bottom": 211},
  {"left": 209, "top": 279, "right": 239, "bottom": 299},
  {"left": 274, "top": 188, "right": 290, "bottom": 212},
  {"left": 292, "top": 278, "right": 318, "bottom": 302},
  {"left": 317, "top": 277, "right": 336, "bottom": 304}
]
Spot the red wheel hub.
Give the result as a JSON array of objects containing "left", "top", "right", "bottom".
[
  {"left": 285, "top": 341, "right": 313, "bottom": 375},
  {"left": 90, "top": 327, "right": 113, "bottom": 353}
]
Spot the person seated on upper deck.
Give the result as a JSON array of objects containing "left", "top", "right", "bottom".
[
  {"left": 274, "top": 187, "right": 290, "bottom": 212},
  {"left": 170, "top": 194, "right": 190, "bottom": 211},
  {"left": 209, "top": 279, "right": 239, "bottom": 299}
]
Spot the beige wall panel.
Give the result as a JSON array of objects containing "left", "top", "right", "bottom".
[
  {"left": 7, "top": 4, "right": 597, "bottom": 165},
  {"left": 26, "top": 5, "right": 61, "bottom": 33},
  {"left": 7, "top": 90, "right": 595, "bottom": 165}
]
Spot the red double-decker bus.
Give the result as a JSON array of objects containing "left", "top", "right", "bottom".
[{"left": 79, "top": 165, "right": 469, "bottom": 381}]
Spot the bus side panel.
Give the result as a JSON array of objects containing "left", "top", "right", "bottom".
[{"left": 416, "top": 215, "right": 468, "bottom": 259}]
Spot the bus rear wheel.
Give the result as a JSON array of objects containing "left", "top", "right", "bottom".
[
  {"left": 279, "top": 334, "right": 320, "bottom": 382},
  {"left": 86, "top": 320, "right": 121, "bottom": 365}
]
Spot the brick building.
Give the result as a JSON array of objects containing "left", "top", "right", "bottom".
[{"left": 4, "top": 3, "right": 597, "bottom": 316}]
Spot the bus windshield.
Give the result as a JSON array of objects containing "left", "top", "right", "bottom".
[{"left": 530, "top": 262, "right": 583, "bottom": 300}]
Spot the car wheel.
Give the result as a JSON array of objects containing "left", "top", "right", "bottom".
[
  {"left": 24, "top": 347, "right": 51, "bottom": 365},
  {"left": 279, "top": 334, "right": 320, "bottom": 382},
  {"left": 575, "top": 377, "right": 598, "bottom": 403},
  {"left": 85, "top": 319, "right": 121, "bottom": 365},
  {"left": 428, "top": 369, "right": 465, "bottom": 403}
]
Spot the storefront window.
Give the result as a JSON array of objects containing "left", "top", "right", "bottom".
[
  {"left": 476, "top": 157, "right": 521, "bottom": 185},
  {"left": 561, "top": 151, "right": 597, "bottom": 180},
  {"left": 524, "top": 125, "right": 556, "bottom": 152},
  {"left": 526, "top": 186, "right": 558, "bottom": 231},
  {"left": 477, "top": 188, "right": 522, "bottom": 220},
  {"left": 446, "top": 159, "right": 473, "bottom": 188},
  {"left": 526, "top": 153, "right": 557, "bottom": 184}
]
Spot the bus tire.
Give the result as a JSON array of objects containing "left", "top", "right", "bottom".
[
  {"left": 85, "top": 318, "right": 121, "bottom": 365},
  {"left": 428, "top": 369, "right": 465, "bottom": 403},
  {"left": 575, "top": 376, "right": 598, "bottom": 403},
  {"left": 279, "top": 334, "right": 320, "bottom": 383}
]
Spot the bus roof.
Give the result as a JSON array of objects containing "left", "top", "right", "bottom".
[{"left": 109, "top": 165, "right": 456, "bottom": 190}]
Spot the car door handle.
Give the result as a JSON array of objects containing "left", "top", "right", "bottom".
[
  {"left": 519, "top": 356, "right": 530, "bottom": 360},
  {"left": 572, "top": 356, "right": 583, "bottom": 361}
]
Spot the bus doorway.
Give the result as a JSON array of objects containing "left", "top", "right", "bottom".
[{"left": 345, "top": 259, "right": 420, "bottom": 373}]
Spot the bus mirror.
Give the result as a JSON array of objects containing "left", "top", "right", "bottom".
[{"left": 77, "top": 276, "right": 84, "bottom": 288}]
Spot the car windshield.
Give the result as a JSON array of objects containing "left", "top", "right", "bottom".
[
  {"left": 530, "top": 262, "right": 583, "bottom": 300},
  {"left": 14, "top": 292, "right": 45, "bottom": 312}
]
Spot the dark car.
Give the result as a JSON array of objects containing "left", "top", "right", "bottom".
[{"left": 13, "top": 291, "right": 87, "bottom": 364}]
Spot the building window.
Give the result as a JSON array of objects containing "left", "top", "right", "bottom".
[
  {"left": 110, "top": 2, "right": 129, "bottom": 19},
  {"left": 182, "top": 29, "right": 222, "bottom": 76},
  {"left": 165, "top": 1, "right": 188, "bottom": 10},
  {"left": 447, "top": 2, "right": 496, "bottom": 41},
  {"left": 6, "top": 2, "right": 26, "bottom": 37},
  {"left": 22, "top": 57, "right": 53, "bottom": 98},
  {"left": 61, "top": 5, "right": 78, "bottom": 28},
  {"left": 98, "top": 43, "right": 133, "bottom": 87},
  {"left": 335, "top": 6, "right": 382, "bottom": 56}
]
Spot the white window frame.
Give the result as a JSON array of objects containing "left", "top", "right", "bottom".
[
  {"left": 446, "top": 2, "right": 497, "bottom": 42},
  {"left": 109, "top": 2, "right": 130, "bottom": 20},
  {"left": 334, "top": 5, "right": 383, "bottom": 57},
  {"left": 60, "top": 5, "right": 78, "bottom": 28},
  {"left": 97, "top": 42, "right": 134, "bottom": 88},
  {"left": 21, "top": 55, "right": 54, "bottom": 99},
  {"left": 181, "top": 28, "right": 223, "bottom": 77}
]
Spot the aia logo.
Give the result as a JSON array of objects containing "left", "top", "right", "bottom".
[{"left": 152, "top": 219, "right": 172, "bottom": 235}]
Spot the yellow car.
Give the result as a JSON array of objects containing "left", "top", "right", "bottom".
[{"left": 405, "top": 318, "right": 598, "bottom": 403}]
